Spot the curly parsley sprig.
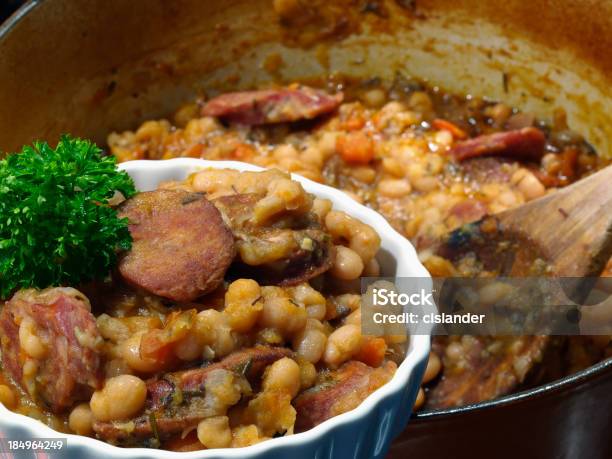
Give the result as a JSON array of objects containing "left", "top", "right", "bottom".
[{"left": 0, "top": 135, "right": 136, "bottom": 299}]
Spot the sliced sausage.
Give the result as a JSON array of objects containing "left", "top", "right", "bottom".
[
  {"left": 294, "top": 360, "right": 396, "bottom": 432},
  {"left": 202, "top": 86, "right": 343, "bottom": 125},
  {"left": 214, "top": 193, "right": 334, "bottom": 285},
  {"left": 93, "top": 346, "right": 291, "bottom": 445},
  {"left": 93, "top": 409, "right": 205, "bottom": 448},
  {"left": 0, "top": 288, "right": 103, "bottom": 413},
  {"left": 147, "top": 345, "right": 292, "bottom": 411},
  {"left": 449, "top": 127, "right": 546, "bottom": 162},
  {"left": 118, "top": 190, "right": 235, "bottom": 302}
]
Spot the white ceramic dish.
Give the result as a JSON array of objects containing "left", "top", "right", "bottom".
[{"left": 0, "top": 158, "right": 433, "bottom": 459}]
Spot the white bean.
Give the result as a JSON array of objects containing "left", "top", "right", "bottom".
[
  {"left": 512, "top": 168, "right": 545, "bottom": 201},
  {"left": 90, "top": 375, "right": 147, "bottom": 422},
  {"left": 422, "top": 352, "right": 441, "bottom": 384},
  {"left": 325, "top": 211, "right": 381, "bottom": 263},
  {"left": 0, "top": 385, "right": 16, "bottom": 409},
  {"left": 323, "top": 324, "right": 362, "bottom": 367},
  {"left": 292, "top": 325, "right": 327, "bottom": 364},
  {"left": 377, "top": 178, "right": 412, "bottom": 198},
  {"left": 121, "top": 332, "right": 165, "bottom": 373},
  {"left": 69, "top": 403, "right": 94, "bottom": 435},
  {"left": 361, "top": 88, "right": 387, "bottom": 108},
  {"left": 19, "top": 317, "right": 46, "bottom": 359},
  {"left": 263, "top": 357, "right": 301, "bottom": 398},
  {"left": 197, "top": 416, "right": 232, "bottom": 448},
  {"left": 259, "top": 288, "right": 307, "bottom": 335},
  {"left": 330, "top": 246, "right": 364, "bottom": 280}
]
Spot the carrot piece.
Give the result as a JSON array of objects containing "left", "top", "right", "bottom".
[
  {"left": 183, "top": 143, "right": 204, "bottom": 158},
  {"left": 232, "top": 143, "right": 256, "bottom": 161},
  {"left": 336, "top": 131, "right": 375, "bottom": 164},
  {"left": 140, "top": 310, "right": 196, "bottom": 363},
  {"left": 342, "top": 115, "right": 366, "bottom": 131},
  {"left": 432, "top": 118, "right": 468, "bottom": 140},
  {"left": 560, "top": 147, "right": 578, "bottom": 180},
  {"left": 531, "top": 169, "right": 562, "bottom": 188},
  {"left": 354, "top": 337, "right": 387, "bottom": 367}
]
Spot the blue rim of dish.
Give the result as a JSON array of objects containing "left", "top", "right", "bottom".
[{"left": 3, "top": 0, "right": 612, "bottom": 421}]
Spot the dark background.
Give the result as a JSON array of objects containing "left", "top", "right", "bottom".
[{"left": 1, "top": 0, "right": 25, "bottom": 24}]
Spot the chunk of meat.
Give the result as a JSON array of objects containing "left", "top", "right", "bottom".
[
  {"left": 202, "top": 86, "right": 343, "bottom": 125},
  {"left": 449, "top": 127, "right": 546, "bottom": 162},
  {"left": 0, "top": 288, "right": 103, "bottom": 412},
  {"left": 147, "top": 346, "right": 292, "bottom": 411},
  {"left": 425, "top": 336, "right": 550, "bottom": 409},
  {"left": 294, "top": 360, "right": 396, "bottom": 432},
  {"left": 118, "top": 190, "right": 235, "bottom": 302},
  {"left": 460, "top": 157, "right": 512, "bottom": 184},
  {"left": 214, "top": 193, "right": 333, "bottom": 285},
  {"left": 93, "top": 346, "right": 291, "bottom": 445},
  {"left": 449, "top": 200, "right": 488, "bottom": 225}
]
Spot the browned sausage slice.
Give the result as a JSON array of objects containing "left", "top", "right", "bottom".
[
  {"left": 449, "top": 127, "right": 546, "bottom": 162},
  {"left": 202, "top": 86, "right": 343, "bottom": 125},
  {"left": 93, "top": 346, "right": 292, "bottom": 445},
  {"left": 0, "top": 288, "right": 103, "bottom": 413},
  {"left": 147, "top": 345, "right": 292, "bottom": 411},
  {"left": 118, "top": 190, "right": 235, "bottom": 302},
  {"left": 294, "top": 360, "right": 396, "bottom": 432}
]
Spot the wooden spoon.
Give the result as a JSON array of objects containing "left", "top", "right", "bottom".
[
  {"left": 436, "top": 164, "right": 612, "bottom": 278},
  {"left": 427, "top": 165, "right": 612, "bottom": 410}
]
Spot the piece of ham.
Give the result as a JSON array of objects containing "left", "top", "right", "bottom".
[
  {"left": 0, "top": 288, "right": 103, "bottom": 413},
  {"left": 293, "top": 361, "right": 396, "bottom": 432},
  {"left": 449, "top": 200, "right": 488, "bottom": 225}
]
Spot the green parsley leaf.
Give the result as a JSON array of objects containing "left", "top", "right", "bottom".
[{"left": 0, "top": 135, "right": 136, "bottom": 298}]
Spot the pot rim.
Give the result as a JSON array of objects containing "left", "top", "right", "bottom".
[
  {"left": 414, "top": 355, "right": 612, "bottom": 419},
  {"left": 0, "top": 0, "right": 39, "bottom": 38}
]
